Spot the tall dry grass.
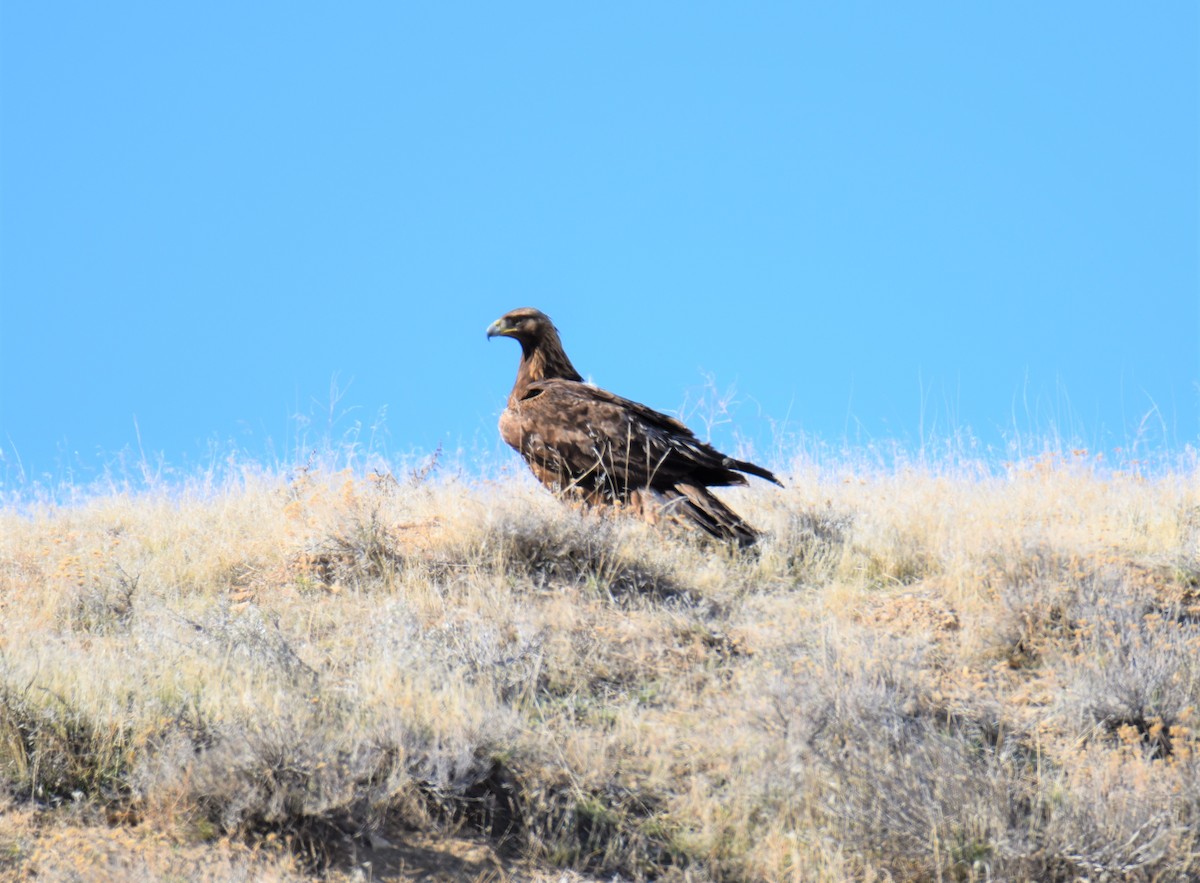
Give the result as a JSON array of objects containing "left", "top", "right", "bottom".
[{"left": 0, "top": 447, "right": 1198, "bottom": 881}]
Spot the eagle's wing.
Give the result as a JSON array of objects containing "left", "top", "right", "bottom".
[{"left": 502, "top": 379, "right": 780, "bottom": 497}]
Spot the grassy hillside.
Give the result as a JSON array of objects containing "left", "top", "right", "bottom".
[{"left": 0, "top": 450, "right": 1197, "bottom": 881}]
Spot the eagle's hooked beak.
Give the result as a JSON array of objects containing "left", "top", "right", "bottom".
[{"left": 486, "top": 318, "right": 510, "bottom": 340}]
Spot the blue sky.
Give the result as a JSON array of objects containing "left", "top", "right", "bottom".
[{"left": 1, "top": 4, "right": 1196, "bottom": 487}]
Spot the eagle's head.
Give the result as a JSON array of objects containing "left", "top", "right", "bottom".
[
  {"left": 486, "top": 307, "right": 555, "bottom": 345},
  {"left": 487, "top": 307, "right": 583, "bottom": 382}
]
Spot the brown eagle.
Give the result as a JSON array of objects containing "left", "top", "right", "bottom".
[{"left": 487, "top": 307, "right": 782, "bottom": 546}]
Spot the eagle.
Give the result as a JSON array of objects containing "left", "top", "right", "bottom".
[{"left": 487, "top": 307, "right": 782, "bottom": 546}]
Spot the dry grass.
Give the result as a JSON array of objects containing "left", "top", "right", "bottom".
[{"left": 1, "top": 448, "right": 1198, "bottom": 881}]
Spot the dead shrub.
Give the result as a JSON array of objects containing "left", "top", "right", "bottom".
[{"left": 476, "top": 507, "right": 687, "bottom": 603}]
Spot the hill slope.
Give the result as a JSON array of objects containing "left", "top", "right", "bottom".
[{"left": 1, "top": 453, "right": 1198, "bottom": 881}]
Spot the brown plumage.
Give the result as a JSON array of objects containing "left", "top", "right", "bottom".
[{"left": 487, "top": 307, "right": 782, "bottom": 546}]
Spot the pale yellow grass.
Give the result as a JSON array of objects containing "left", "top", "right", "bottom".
[{"left": 0, "top": 452, "right": 1197, "bottom": 881}]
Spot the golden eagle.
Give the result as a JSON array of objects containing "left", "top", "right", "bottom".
[{"left": 487, "top": 307, "right": 782, "bottom": 546}]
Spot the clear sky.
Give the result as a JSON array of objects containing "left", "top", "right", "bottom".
[{"left": 1, "top": 3, "right": 1196, "bottom": 488}]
